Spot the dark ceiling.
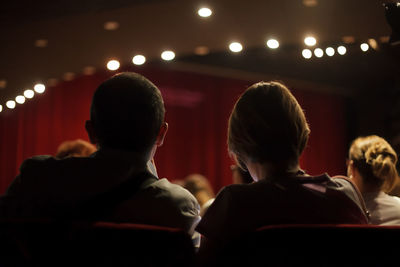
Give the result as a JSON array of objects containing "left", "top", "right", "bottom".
[{"left": 0, "top": 0, "right": 398, "bottom": 104}]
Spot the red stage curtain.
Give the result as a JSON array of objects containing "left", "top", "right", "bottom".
[{"left": 0, "top": 66, "right": 348, "bottom": 194}]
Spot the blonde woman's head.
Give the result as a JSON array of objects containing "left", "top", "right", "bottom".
[{"left": 349, "top": 135, "right": 398, "bottom": 192}]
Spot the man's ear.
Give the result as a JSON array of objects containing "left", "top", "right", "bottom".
[
  {"left": 155, "top": 122, "right": 168, "bottom": 147},
  {"left": 85, "top": 120, "right": 97, "bottom": 145}
]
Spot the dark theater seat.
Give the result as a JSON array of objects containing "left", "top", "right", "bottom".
[
  {"left": 0, "top": 219, "right": 195, "bottom": 267},
  {"left": 206, "top": 224, "right": 400, "bottom": 267}
]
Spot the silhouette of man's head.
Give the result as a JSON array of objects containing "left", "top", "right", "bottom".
[{"left": 86, "top": 72, "right": 166, "bottom": 154}]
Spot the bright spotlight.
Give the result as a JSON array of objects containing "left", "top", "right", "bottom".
[
  {"left": 304, "top": 36, "right": 317, "bottom": 46},
  {"left": 360, "top": 43, "right": 369, "bottom": 52},
  {"left": 325, "top": 47, "right": 335, "bottom": 56},
  {"left": 15, "top": 95, "right": 25, "bottom": 104},
  {"left": 24, "top": 89, "right": 35, "bottom": 99},
  {"left": 161, "top": 51, "right": 175, "bottom": 61},
  {"left": 198, "top": 7, "right": 212, "bottom": 17},
  {"left": 6, "top": 100, "right": 16, "bottom": 109},
  {"left": 229, "top": 42, "right": 243, "bottom": 52},
  {"left": 337, "top": 46, "right": 347, "bottom": 55},
  {"left": 302, "top": 49, "right": 312, "bottom": 59},
  {"left": 0, "top": 105, "right": 2, "bottom": 112},
  {"left": 132, "top": 55, "right": 146, "bottom": 65},
  {"left": 314, "top": 48, "right": 324, "bottom": 58},
  {"left": 266, "top": 39, "right": 279, "bottom": 49},
  {"left": 107, "top": 60, "right": 120, "bottom": 71},
  {"left": 34, "top": 83, "right": 45, "bottom": 93}
]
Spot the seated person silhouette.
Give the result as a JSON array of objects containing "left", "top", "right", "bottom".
[
  {"left": 196, "top": 81, "right": 369, "bottom": 259},
  {"left": 347, "top": 135, "right": 400, "bottom": 225},
  {"left": 0, "top": 72, "right": 200, "bottom": 235},
  {"left": 182, "top": 173, "right": 215, "bottom": 217},
  {"left": 55, "top": 139, "right": 97, "bottom": 159}
]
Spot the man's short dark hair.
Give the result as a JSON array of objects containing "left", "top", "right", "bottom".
[{"left": 90, "top": 72, "right": 165, "bottom": 152}]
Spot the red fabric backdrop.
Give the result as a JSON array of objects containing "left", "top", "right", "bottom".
[{"left": 0, "top": 65, "right": 348, "bottom": 194}]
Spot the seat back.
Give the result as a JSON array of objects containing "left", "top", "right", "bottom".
[
  {"left": 0, "top": 219, "right": 195, "bottom": 267},
  {"left": 210, "top": 224, "right": 400, "bottom": 267}
]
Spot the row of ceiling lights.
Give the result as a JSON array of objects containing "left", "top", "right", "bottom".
[{"left": 0, "top": 4, "right": 376, "bottom": 113}]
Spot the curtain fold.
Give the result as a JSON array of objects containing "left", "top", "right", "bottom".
[{"left": 0, "top": 66, "right": 348, "bottom": 194}]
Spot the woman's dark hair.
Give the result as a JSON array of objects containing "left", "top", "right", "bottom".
[{"left": 228, "top": 81, "right": 310, "bottom": 165}]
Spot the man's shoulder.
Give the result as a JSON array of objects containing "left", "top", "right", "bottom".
[{"left": 148, "top": 178, "right": 199, "bottom": 205}]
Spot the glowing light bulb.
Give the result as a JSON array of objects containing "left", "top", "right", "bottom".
[
  {"left": 325, "top": 47, "right": 335, "bottom": 56},
  {"left": 304, "top": 36, "right": 317, "bottom": 46},
  {"left": 24, "top": 89, "right": 35, "bottom": 99},
  {"left": 337, "top": 46, "right": 347, "bottom": 55},
  {"left": 132, "top": 55, "right": 146, "bottom": 65},
  {"left": 360, "top": 43, "right": 369, "bottom": 52},
  {"left": 161, "top": 51, "right": 175, "bottom": 61},
  {"left": 302, "top": 49, "right": 312, "bottom": 59},
  {"left": 15, "top": 95, "right": 25, "bottom": 104},
  {"left": 266, "top": 39, "right": 279, "bottom": 49},
  {"left": 107, "top": 60, "right": 120, "bottom": 71},
  {"left": 6, "top": 100, "right": 16, "bottom": 109},
  {"left": 314, "top": 48, "right": 324, "bottom": 58},
  {"left": 198, "top": 7, "right": 212, "bottom": 17},
  {"left": 0, "top": 105, "right": 2, "bottom": 112},
  {"left": 34, "top": 83, "right": 45, "bottom": 93},
  {"left": 229, "top": 42, "right": 243, "bottom": 52}
]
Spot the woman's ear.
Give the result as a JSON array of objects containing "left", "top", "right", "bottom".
[
  {"left": 85, "top": 120, "right": 97, "bottom": 145},
  {"left": 155, "top": 122, "right": 168, "bottom": 147}
]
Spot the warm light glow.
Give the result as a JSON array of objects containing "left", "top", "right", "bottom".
[
  {"left": 198, "top": 7, "right": 212, "bottom": 17},
  {"left": 337, "top": 46, "right": 347, "bottom": 55},
  {"left": 104, "top": 21, "right": 119, "bottom": 31},
  {"left": 368, "top": 38, "right": 378, "bottom": 50},
  {"left": 24, "top": 89, "right": 35, "bottom": 99},
  {"left": 6, "top": 100, "right": 16, "bottom": 109},
  {"left": 15, "top": 95, "right": 25, "bottom": 104},
  {"left": 0, "top": 105, "right": 2, "bottom": 112},
  {"left": 314, "top": 48, "right": 324, "bottom": 58},
  {"left": 302, "top": 49, "right": 312, "bottom": 59},
  {"left": 194, "top": 46, "right": 210, "bottom": 56},
  {"left": 325, "top": 47, "right": 335, "bottom": 56},
  {"left": 132, "top": 55, "right": 146, "bottom": 65},
  {"left": 34, "top": 83, "right": 46, "bottom": 93},
  {"left": 161, "top": 51, "right": 175, "bottom": 61},
  {"left": 360, "top": 43, "right": 369, "bottom": 52},
  {"left": 266, "top": 39, "right": 279, "bottom": 49},
  {"left": 229, "top": 42, "right": 243, "bottom": 52},
  {"left": 304, "top": 36, "right": 317, "bottom": 46},
  {"left": 107, "top": 60, "right": 120, "bottom": 71}
]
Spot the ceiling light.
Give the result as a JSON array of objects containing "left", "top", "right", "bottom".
[
  {"left": 83, "top": 66, "right": 96, "bottom": 75},
  {"left": 360, "top": 43, "right": 369, "bottom": 52},
  {"left": 194, "top": 46, "right": 210, "bottom": 56},
  {"left": 107, "top": 60, "right": 120, "bottom": 70},
  {"left": 35, "top": 39, "right": 48, "bottom": 48},
  {"left": 34, "top": 83, "right": 46, "bottom": 93},
  {"left": 198, "top": 7, "right": 212, "bottom": 17},
  {"left": 161, "top": 51, "right": 175, "bottom": 61},
  {"left": 337, "top": 46, "right": 347, "bottom": 55},
  {"left": 314, "top": 48, "right": 324, "bottom": 58},
  {"left": 229, "top": 42, "right": 243, "bottom": 52},
  {"left": 325, "top": 47, "right": 335, "bottom": 56},
  {"left": 0, "top": 105, "right": 2, "bottom": 112},
  {"left": 266, "top": 39, "right": 279, "bottom": 49},
  {"left": 302, "top": 0, "right": 318, "bottom": 7},
  {"left": 104, "top": 21, "right": 119, "bottom": 31},
  {"left": 302, "top": 49, "right": 312, "bottom": 59},
  {"left": 132, "top": 55, "right": 146, "bottom": 65},
  {"left": 304, "top": 36, "right": 317, "bottom": 46},
  {"left": 24, "top": 89, "right": 34, "bottom": 99},
  {"left": 368, "top": 39, "right": 378, "bottom": 50},
  {"left": 63, "top": 72, "right": 75, "bottom": 81},
  {"left": 15, "top": 95, "right": 25, "bottom": 104},
  {"left": 6, "top": 100, "right": 16, "bottom": 109},
  {"left": 342, "top": 36, "right": 355, "bottom": 44},
  {"left": 0, "top": 80, "right": 6, "bottom": 89}
]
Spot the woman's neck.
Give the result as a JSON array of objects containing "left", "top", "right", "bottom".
[{"left": 246, "top": 160, "right": 300, "bottom": 182}]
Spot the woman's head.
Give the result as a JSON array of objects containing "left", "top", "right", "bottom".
[
  {"left": 348, "top": 135, "right": 398, "bottom": 192},
  {"left": 228, "top": 81, "right": 310, "bottom": 168}
]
